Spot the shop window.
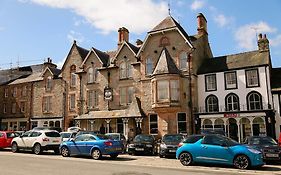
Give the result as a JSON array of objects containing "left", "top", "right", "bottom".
[
  {"left": 178, "top": 113, "right": 187, "bottom": 134},
  {"left": 55, "top": 121, "right": 60, "bottom": 127},
  {"left": 149, "top": 114, "right": 158, "bottom": 134},
  {"left": 49, "top": 121, "right": 54, "bottom": 127}
]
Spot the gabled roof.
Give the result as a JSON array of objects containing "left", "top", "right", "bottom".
[
  {"left": 271, "top": 68, "right": 281, "bottom": 92},
  {"left": 81, "top": 47, "right": 110, "bottom": 67},
  {"left": 61, "top": 41, "right": 89, "bottom": 72},
  {"left": 136, "top": 16, "right": 193, "bottom": 57},
  {"left": 152, "top": 47, "right": 180, "bottom": 75},
  {"left": 41, "top": 67, "right": 61, "bottom": 77},
  {"left": 197, "top": 50, "right": 270, "bottom": 74},
  {"left": 112, "top": 41, "right": 140, "bottom": 63}
]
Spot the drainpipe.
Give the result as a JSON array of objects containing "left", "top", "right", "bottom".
[{"left": 188, "top": 53, "right": 194, "bottom": 134}]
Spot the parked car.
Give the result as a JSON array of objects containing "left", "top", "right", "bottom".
[
  {"left": 67, "top": 126, "right": 81, "bottom": 133},
  {"left": 60, "top": 134, "right": 124, "bottom": 160},
  {"left": 176, "top": 134, "right": 264, "bottom": 169},
  {"left": 244, "top": 136, "right": 281, "bottom": 161},
  {"left": 76, "top": 130, "right": 100, "bottom": 137},
  {"left": 0, "top": 131, "right": 19, "bottom": 149},
  {"left": 201, "top": 128, "right": 225, "bottom": 136},
  {"left": 127, "top": 134, "right": 156, "bottom": 155},
  {"left": 105, "top": 133, "right": 127, "bottom": 151},
  {"left": 60, "top": 132, "right": 74, "bottom": 142},
  {"left": 11, "top": 130, "right": 61, "bottom": 155},
  {"left": 32, "top": 126, "right": 62, "bottom": 133},
  {"left": 159, "top": 134, "right": 184, "bottom": 158}
]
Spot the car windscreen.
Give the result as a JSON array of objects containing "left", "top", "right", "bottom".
[
  {"left": 249, "top": 137, "right": 277, "bottom": 145},
  {"left": 95, "top": 134, "right": 109, "bottom": 140},
  {"left": 163, "top": 135, "right": 183, "bottom": 142},
  {"left": 134, "top": 135, "right": 154, "bottom": 142},
  {"left": 224, "top": 136, "right": 240, "bottom": 146},
  {"left": 60, "top": 133, "right": 72, "bottom": 138},
  {"left": 45, "top": 132, "right": 60, "bottom": 137},
  {"left": 183, "top": 135, "right": 204, "bottom": 143}
]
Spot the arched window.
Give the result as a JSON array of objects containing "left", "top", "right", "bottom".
[
  {"left": 88, "top": 67, "right": 94, "bottom": 83},
  {"left": 206, "top": 95, "right": 219, "bottom": 112},
  {"left": 247, "top": 91, "right": 262, "bottom": 110},
  {"left": 70, "top": 65, "right": 76, "bottom": 87},
  {"left": 225, "top": 93, "right": 239, "bottom": 111},
  {"left": 179, "top": 52, "right": 187, "bottom": 70},
  {"left": 120, "top": 62, "right": 126, "bottom": 79},
  {"left": 146, "top": 57, "right": 153, "bottom": 75}
]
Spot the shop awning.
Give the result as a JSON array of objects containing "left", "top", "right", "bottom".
[{"left": 75, "top": 97, "right": 143, "bottom": 120}]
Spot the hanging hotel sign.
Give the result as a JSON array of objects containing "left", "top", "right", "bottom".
[
  {"left": 224, "top": 113, "right": 239, "bottom": 118},
  {"left": 104, "top": 87, "right": 113, "bottom": 101}
]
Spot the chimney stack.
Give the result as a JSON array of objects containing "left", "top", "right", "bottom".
[
  {"left": 44, "top": 57, "right": 57, "bottom": 69},
  {"left": 118, "top": 27, "right": 129, "bottom": 48},
  {"left": 197, "top": 13, "right": 208, "bottom": 35},
  {"left": 258, "top": 33, "right": 269, "bottom": 52}
]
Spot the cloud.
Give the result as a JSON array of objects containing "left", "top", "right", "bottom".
[
  {"left": 190, "top": 0, "right": 205, "bottom": 11},
  {"left": 0, "top": 26, "right": 4, "bottom": 31},
  {"left": 235, "top": 22, "right": 277, "bottom": 50},
  {"left": 67, "top": 30, "right": 85, "bottom": 43},
  {"left": 270, "top": 34, "right": 281, "bottom": 47},
  {"left": 21, "top": 0, "right": 168, "bottom": 34},
  {"left": 213, "top": 14, "right": 228, "bottom": 27},
  {"left": 56, "top": 58, "right": 66, "bottom": 69}
]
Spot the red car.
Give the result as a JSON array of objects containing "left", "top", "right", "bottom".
[{"left": 0, "top": 131, "right": 19, "bottom": 148}]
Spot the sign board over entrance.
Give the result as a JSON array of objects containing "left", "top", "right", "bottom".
[{"left": 224, "top": 113, "right": 239, "bottom": 118}]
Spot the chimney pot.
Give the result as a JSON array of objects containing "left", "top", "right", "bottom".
[
  {"left": 264, "top": 34, "right": 267, "bottom": 39},
  {"left": 258, "top": 33, "right": 262, "bottom": 40}
]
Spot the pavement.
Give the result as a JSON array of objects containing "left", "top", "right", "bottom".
[{"left": 1, "top": 148, "right": 281, "bottom": 175}]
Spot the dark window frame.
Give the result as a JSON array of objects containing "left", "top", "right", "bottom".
[
  {"left": 245, "top": 69, "right": 260, "bottom": 88},
  {"left": 205, "top": 95, "right": 219, "bottom": 112},
  {"left": 225, "top": 93, "right": 240, "bottom": 111},
  {"left": 205, "top": 74, "right": 217, "bottom": 92},
  {"left": 224, "top": 71, "right": 238, "bottom": 90}
]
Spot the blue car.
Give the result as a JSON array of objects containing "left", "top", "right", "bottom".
[
  {"left": 60, "top": 134, "right": 124, "bottom": 160},
  {"left": 176, "top": 134, "right": 264, "bottom": 169}
]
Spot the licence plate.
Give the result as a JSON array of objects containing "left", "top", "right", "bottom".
[
  {"left": 135, "top": 148, "right": 144, "bottom": 151},
  {"left": 266, "top": 153, "right": 279, "bottom": 158},
  {"left": 53, "top": 140, "right": 59, "bottom": 143},
  {"left": 169, "top": 150, "right": 176, "bottom": 153}
]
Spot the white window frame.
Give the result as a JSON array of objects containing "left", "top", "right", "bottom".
[
  {"left": 225, "top": 72, "right": 237, "bottom": 89},
  {"left": 46, "top": 76, "right": 52, "bottom": 91},
  {"left": 170, "top": 80, "right": 180, "bottom": 101},
  {"left": 205, "top": 74, "right": 217, "bottom": 91},
  {"left": 246, "top": 69, "right": 259, "bottom": 87},
  {"left": 69, "top": 94, "right": 76, "bottom": 110},
  {"left": 87, "top": 67, "right": 94, "bottom": 84}
]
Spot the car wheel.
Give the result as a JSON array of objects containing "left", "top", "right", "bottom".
[
  {"left": 60, "top": 146, "right": 70, "bottom": 157},
  {"left": 110, "top": 154, "right": 118, "bottom": 159},
  {"left": 33, "top": 143, "right": 42, "bottom": 155},
  {"left": 91, "top": 149, "right": 102, "bottom": 160},
  {"left": 11, "top": 142, "right": 18, "bottom": 153},
  {"left": 179, "top": 152, "right": 193, "bottom": 166},
  {"left": 233, "top": 155, "right": 250, "bottom": 169},
  {"left": 159, "top": 154, "right": 164, "bottom": 158}
]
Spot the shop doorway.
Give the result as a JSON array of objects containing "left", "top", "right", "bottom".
[{"left": 227, "top": 118, "right": 238, "bottom": 141}]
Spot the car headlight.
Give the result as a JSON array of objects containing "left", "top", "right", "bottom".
[
  {"left": 160, "top": 143, "right": 167, "bottom": 149},
  {"left": 146, "top": 144, "right": 153, "bottom": 148},
  {"left": 248, "top": 148, "right": 261, "bottom": 154}
]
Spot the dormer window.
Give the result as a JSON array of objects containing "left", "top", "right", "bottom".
[
  {"left": 120, "top": 60, "right": 132, "bottom": 79},
  {"left": 70, "top": 65, "right": 76, "bottom": 87},
  {"left": 179, "top": 52, "right": 188, "bottom": 70},
  {"left": 46, "top": 76, "right": 52, "bottom": 91},
  {"left": 146, "top": 57, "right": 153, "bottom": 75}
]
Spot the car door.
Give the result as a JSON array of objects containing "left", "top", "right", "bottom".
[
  {"left": 26, "top": 131, "right": 41, "bottom": 148},
  {"left": 17, "top": 131, "right": 32, "bottom": 148},
  {"left": 68, "top": 135, "right": 85, "bottom": 155},
  {"left": 83, "top": 135, "right": 97, "bottom": 155},
  {"left": 198, "top": 135, "right": 233, "bottom": 164},
  {"left": 0, "top": 132, "right": 4, "bottom": 147}
]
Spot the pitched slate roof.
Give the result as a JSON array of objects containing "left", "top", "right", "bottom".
[
  {"left": 126, "top": 42, "right": 140, "bottom": 54},
  {"left": 149, "top": 16, "right": 190, "bottom": 41},
  {"left": 9, "top": 64, "right": 45, "bottom": 85},
  {"left": 153, "top": 47, "right": 180, "bottom": 75},
  {"left": 49, "top": 67, "right": 61, "bottom": 77},
  {"left": 271, "top": 68, "right": 281, "bottom": 91},
  {"left": 92, "top": 47, "right": 110, "bottom": 66},
  {"left": 76, "top": 45, "right": 89, "bottom": 60},
  {"left": 197, "top": 50, "right": 270, "bottom": 74}
]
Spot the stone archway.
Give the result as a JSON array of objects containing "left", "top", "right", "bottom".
[{"left": 202, "top": 119, "right": 213, "bottom": 129}]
